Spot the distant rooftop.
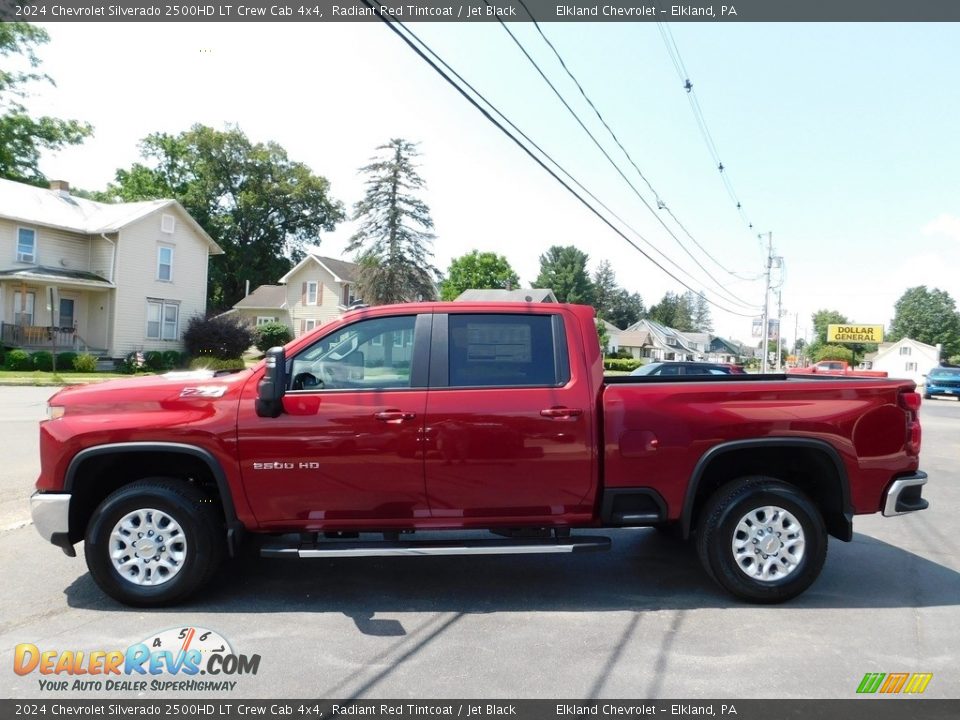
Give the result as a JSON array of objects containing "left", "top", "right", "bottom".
[{"left": 455, "top": 288, "right": 558, "bottom": 303}]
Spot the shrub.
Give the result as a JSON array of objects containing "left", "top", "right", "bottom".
[
  {"left": 162, "top": 350, "right": 183, "bottom": 369},
  {"left": 813, "top": 344, "right": 854, "bottom": 363},
  {"left": 56, "top": 352, "right": 78, "bottom": 372},
  {"left": 254, "top": 322, "right": 293, "bottom": 353},
  {"left": 183, "top": 315, "right": 254, "bottom": 360},
  {"left": 117, "top": 351, "right": 146, "bottom": 374},
  {"left": 144, "top": 350, "right": 166, "bottom": 371},
  {"left": 603, "top": 358, "right": 642, "bottom": 372},
  {"left": 5, "top": 349, "right": 31, "bottom": 371},
  {"left": 189, "top": 357, "right": 245, "bottom": 371},
  {"left": 73, "top": 353, "right": 98, "bottom": 372},
  {"left": 31, "top": 351, "right": 54, "bottom": 371}
]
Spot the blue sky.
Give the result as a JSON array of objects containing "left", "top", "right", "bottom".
[{"left": 26, "top": 21, "right": 960, "bottom": 344}]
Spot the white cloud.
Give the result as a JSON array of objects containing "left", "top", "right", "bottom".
[{"left": 922, "top": 213, "right": 960, "bottom": 242}]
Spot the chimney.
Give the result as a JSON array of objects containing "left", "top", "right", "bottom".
[{"left": 49, "top": 180, "right": 71, "bottom": 197}]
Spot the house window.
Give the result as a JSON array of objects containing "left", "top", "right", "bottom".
[
  {"left": 17, "top": 228, "right": 36, "bottom": 263},
  {"left": 899, "top": 346, "right": 912, "bottom": 356},
  {"left": 905, "top": 362, "right": 917, "bottom": 371},
  {"left": 157, "top": 246, "right": 174, "bottom": 281},
  {"left": 305, "top": 319, "right": 317, "bottom": 332},
  {"left": 305, "top": 281, "right": 319, "bottom": 306},
  {"left": 14, "top": 291, "right": 35, "bottom": 325},
  {"left": 256, "top": 316, "right": 277, "bottom": 326},
  {"left": 371, "top": 334, "right": 382, "bottom": 346},
  {"left": 146, "top": 300, "right": 179, "bottom": 340},
  {"left": 161, "top": 214, "right": 176, "bottom": 234}
]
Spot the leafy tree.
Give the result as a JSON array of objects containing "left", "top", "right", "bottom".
[
  {"left": 533, "top": 245, "right": 594, "bottom": 305},
  {"left": 647, "top": 292, "right": 694, "bottom": 331},
  {"left": 440, "top": 250, "right": 520, "bottom": 301},
  {"left": 888, "top": 286, "right": 960, "bottom": 358},
  {"left": 690, "top": 292, "right": 713, "bottom": 332},
  {"left": 813, "top": 344, "right": 854, "bottom": 363},
  {"left": 0, "top": 23, "right": 93, "bottom": 185},
  {"left": 596, "top": 319, "right": 610, "bottom": 354},
  {"left": 591, "top": 260, "right": 644, "bottom": 329},
  {"left": 348, "top": 139, "right": 439, "bottom": 304},
  {"left": 811, "top": 309, "right": 848, "bottom": 345},
  {"left": 99, "top": 125, "right": 344, "bottom": 310}
]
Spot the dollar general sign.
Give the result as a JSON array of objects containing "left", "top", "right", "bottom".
[{"left": 827, "top": 324, "right": 884, "bottom": 343}]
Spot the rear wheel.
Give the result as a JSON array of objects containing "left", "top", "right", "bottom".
[
  {"left": 84, "top": 478, "right": 224, "bottom": 607},
  {"left": 696, "top": 476, "right": 827, "bottom": 603}
]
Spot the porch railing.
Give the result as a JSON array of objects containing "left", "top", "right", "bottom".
[{"left": 0, "top": 322, "right": 93, "bottom": 352}]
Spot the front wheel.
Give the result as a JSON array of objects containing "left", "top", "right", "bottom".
[
  {"left": 696, "top": 477, "right": 827, "bottom": 603},
  {"left": 84, "top": 479, "right": 224, "bottom": 607}
]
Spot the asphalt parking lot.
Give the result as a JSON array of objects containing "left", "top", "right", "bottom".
[{"left": 1, "top": 386, "right": 958, "bottom": 699}]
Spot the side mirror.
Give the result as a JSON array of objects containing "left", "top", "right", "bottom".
[{"left": 255, "top": 346, "right": 286, "bottom": 418}]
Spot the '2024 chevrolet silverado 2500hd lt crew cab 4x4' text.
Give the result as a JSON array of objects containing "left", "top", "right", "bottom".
[{"left": 31, "top": 303, "right": 928, "bottom": 606}]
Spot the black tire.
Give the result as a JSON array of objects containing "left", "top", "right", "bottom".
[
  {"left": 922, "top": 392, "right": 931, "bottom": 400},
  {"left": 695, "top": 476, "right": 827, "bottom": 604},
  {"left": 84, "top": 478, "right": 225, "bottom": 607}
]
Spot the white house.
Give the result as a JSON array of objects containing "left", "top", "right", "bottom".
[
  {"left": 869, "top": 338, "right": 941, "bottom": 386},
  {"left": 228, "top": 254, "right": 361, "bottom": 338},
  {"left": 0, "top": 178, "right": 222, "bottom": 357}
]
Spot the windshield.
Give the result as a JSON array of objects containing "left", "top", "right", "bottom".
[{"left": 929, "top": 368, "right": 960, "bottom": 378}]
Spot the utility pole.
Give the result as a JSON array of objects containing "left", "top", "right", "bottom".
[
  {"left": 761, "top": 232, "right": 773, "bottom": 373},
  {"left": 775, "top": 290, "right": 783, "bottom": 372}
]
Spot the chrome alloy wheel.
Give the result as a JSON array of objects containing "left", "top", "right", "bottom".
[
  {"left": 109, "top": 508, "right": 188, "bottom": 586},
  {"left": 731, "top": 505, "right": 805, "bottom": 581}
]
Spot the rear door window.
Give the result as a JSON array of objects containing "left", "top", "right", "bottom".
[{"left": 447, "top": 314, "right": 568, "bottom": 388}]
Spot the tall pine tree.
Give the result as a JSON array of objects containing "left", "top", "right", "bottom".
[{"left": 348, "top": 139, "right": 439, "bottom": 304}]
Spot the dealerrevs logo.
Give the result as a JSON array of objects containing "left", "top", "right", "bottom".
[{"left": 14, "top": 626, "right": 261, "bottom": 693}]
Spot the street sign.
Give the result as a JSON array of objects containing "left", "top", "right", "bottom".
[{"left": 827, "top": 324, "right": 884, "bottom": 344}]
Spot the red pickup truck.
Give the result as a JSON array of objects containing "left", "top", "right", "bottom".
[
  {"left": 787, "top": 360, "right": 889, "bottom": 377},
  {"left": 31, "top": 302, "right": 927, "bottom": 607}
]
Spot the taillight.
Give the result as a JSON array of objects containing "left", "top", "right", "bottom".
[
  {"left": 899, "top": 390, "right": 922, "bottom": 456},
  {"left": 899, "top": 391, "right": 921, "bottom": 413}
]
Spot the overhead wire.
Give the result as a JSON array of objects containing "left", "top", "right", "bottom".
[
  {"left": 359, "top": 0, "right": 760, "bottom": 319},
  {"left": 491, "top": 2, "right": 761, "bottom": 306},
  {"left": 514, "top": 0, "right": 761, "bottom": 284},
  {"left": 657, "top": 23, "right": 761, "bottom": 242}
]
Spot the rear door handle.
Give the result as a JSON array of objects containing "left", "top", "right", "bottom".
[
  {"left": 374, "top": 410, "right": 417, "bottom": 424},
  {"left": 540, "top": 407, "right": 582, "bottom": 419}
]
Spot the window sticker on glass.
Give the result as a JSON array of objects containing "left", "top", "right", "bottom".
[{"left": 466, "top": 323, "right": 531, "bottom": 363}]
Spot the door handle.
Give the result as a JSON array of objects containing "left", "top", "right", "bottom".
[
  {"left": 540, "top": 407, "right": 582, "bottom": 419},
  {"left": 374, "top": 410, "right": 417, "bottom": 424}
]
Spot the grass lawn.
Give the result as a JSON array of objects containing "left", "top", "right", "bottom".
[{"left": 0, "top": 370, "right": 134, "bottom": 384}]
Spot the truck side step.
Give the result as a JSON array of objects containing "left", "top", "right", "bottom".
[{"left": 261, "top": 535, "right": 611, "bottom": 559}]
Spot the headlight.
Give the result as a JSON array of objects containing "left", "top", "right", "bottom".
[{"left": 47, "top": 405, "right": 66, "bottom": 421}]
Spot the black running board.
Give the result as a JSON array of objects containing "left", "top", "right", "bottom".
[{"left": 261, "top": 535, "right": 611, "bottom": 558}]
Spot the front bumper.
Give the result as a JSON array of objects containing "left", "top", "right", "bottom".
[
  {"left": 30, "top": 492, "right": 75, "bottom": 556},
  {"left": 883, "top": 472, "right": 929, "bottom": 517}
]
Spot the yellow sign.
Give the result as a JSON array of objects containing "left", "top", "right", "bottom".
[{"left": 827, "top": 324, "right": 884, "bottom": 343}]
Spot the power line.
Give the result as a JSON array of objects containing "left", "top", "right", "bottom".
[
  {"left": 360, "top": 0, "right": 760, "bottom": 319},
  {"left": 657, "top": 23, "right": 761, "bottom": 241},
  {"left": 491, "top": 3, "right": 760, "bottom": 307},
  {"left": 514, "top": 0, "right": 761, "bottom": 284}
]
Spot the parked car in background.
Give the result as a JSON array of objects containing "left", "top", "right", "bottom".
[
  {"left": 923, "top": 366, "right": 960, "bottom": 400},
  {"left": 787, "top": 360, "right": 888, "bottom": 377},
  {"left": 630, "top": 361, "right": 746, "bottom": 376}
]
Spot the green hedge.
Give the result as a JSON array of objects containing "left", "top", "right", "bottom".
[
  {"left": 5, "top": 349, "right": 31, "bottom": 370},
  {"left": 56, "top": 352, "right": 78, "bottom": 371},
  {"left": 254, "top": 322, "right": 293, "bottom": 353},
  {"left": 603, "top": 358, "right": 643, "bottom": 372},
  {"left": 189, "top": 357, "right": 245, "bottom": 371},
  {"left": 31, "top": 351, "right": 54, "bottom": 371}
]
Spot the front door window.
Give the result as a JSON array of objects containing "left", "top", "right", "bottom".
[{"left": 59, "top": 298, "right": 75, "bottom": 330}]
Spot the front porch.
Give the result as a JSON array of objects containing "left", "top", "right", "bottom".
[
  {"left": 0, "top": 266, "right": 115, "bottom": 357},
  {"left": 0, "top": 322, "right": 106, "bottom": 354}
]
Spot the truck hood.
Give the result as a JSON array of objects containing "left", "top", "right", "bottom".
[{"left": 48, "top": 368, "right": 254, "bottom": 412}]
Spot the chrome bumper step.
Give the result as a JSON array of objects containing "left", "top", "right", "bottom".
[{"left": 261, "top": 535, "right": 611, "bottom": 559}]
